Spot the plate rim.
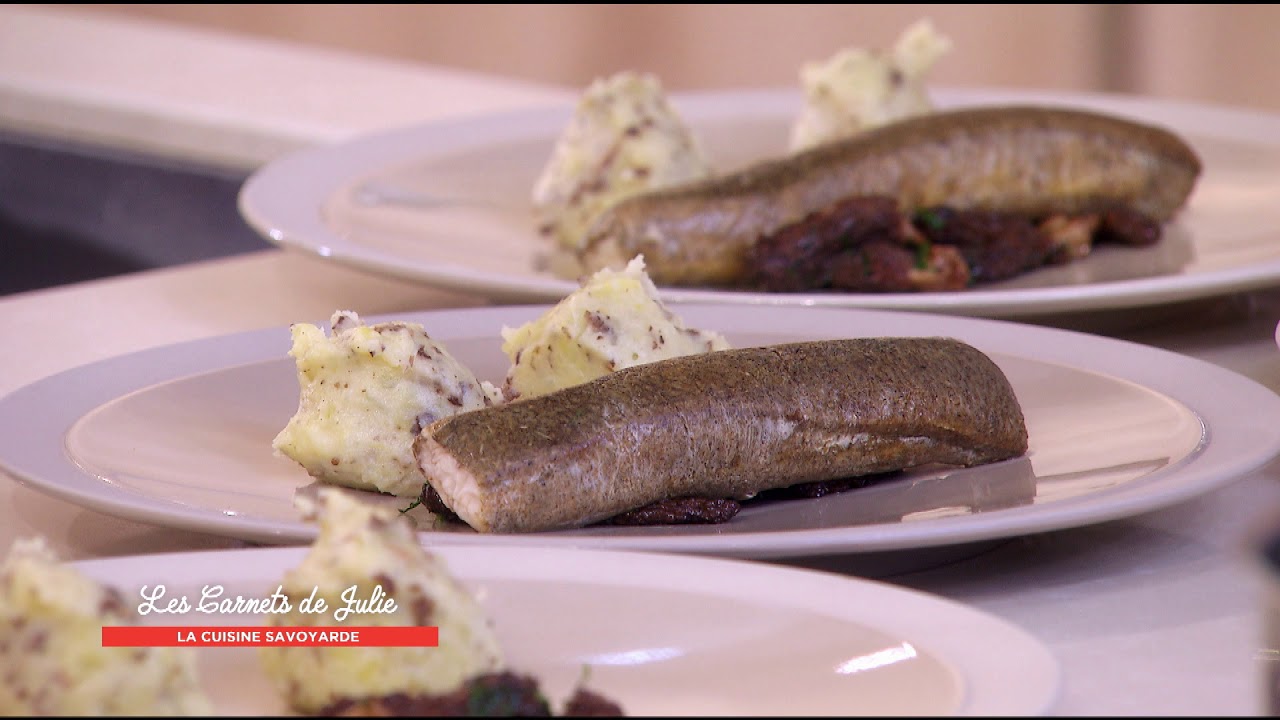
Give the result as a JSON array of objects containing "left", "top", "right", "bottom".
[
  {"left": 237, "top": 85, "right": 1280, "bottom": 317},
  {"left": 67, "top": 543, "right": 1061, "bottom": 716},
  {"left": 3, "top": 303, "right": 1280, "bottom": 558}
]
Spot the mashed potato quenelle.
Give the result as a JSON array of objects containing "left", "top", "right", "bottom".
[
  {"left": 532, "top": 71, "right": 712, "bottom": 277},
  {"left": 788, "top": 19, "right": 952, "bottom": 152},
  {"left": 0, "top": 538, "right": 211, "bottom": 716},
  {"left": 499, "top": 256, "right": 731, "bottom": 400},
  {"left": 272, "top": 310, "right": 502, "bottom": 498},
  {"left": 259, "top": 489, "right": 505, "bottom": 715}
]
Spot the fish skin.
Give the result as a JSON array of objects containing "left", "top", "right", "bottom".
[
  {"left": 414, "top": 337, "right": 1029, "bottom": 534},
  {"left": 577, "top": 105, "right": 1204, "bottom": 287}
]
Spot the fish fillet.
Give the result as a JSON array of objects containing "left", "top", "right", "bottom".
[
  {"left": 578, "top": 105, "right": 1203, "bottom": 287},
  {"left": 414, "top": 337, "right": 1028, "bottom": 533}
]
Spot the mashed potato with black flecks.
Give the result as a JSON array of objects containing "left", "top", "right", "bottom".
[
  {"left": 0, "top": 538, "right": 211, "bottom": 716},
  {"left": 499, "top": 256, "right": 731, "bottom": 400},
  {"left": 258, "top": 489, "right": 504, "bottom": 715},
  {"left": 532, "top": 71, "right": 711, "bottom": 278},
  {"left": 789, "top": 19, "right": 952, "bottom": 152},
  {"left": 272, "top": 310, "right": 502, "bottom": 498}
]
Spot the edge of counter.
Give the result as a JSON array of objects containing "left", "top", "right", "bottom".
[{"left": 0, "top": 4, "right": 573, "bottom": 170}]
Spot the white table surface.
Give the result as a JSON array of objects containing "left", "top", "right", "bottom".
[{"left": 2, "top": 5, "right": 1280, "bottom": 717}]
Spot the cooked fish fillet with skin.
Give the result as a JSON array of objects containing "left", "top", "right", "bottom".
[
  {"left": 415, "top": 337, "right": 1028, "bottom": 534},
  {"left": 578, "top": 105, "right": 1204, "bottom": 287}
]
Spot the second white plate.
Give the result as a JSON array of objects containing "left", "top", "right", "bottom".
[
  {"left": 70, "top": 544, "right": 1059, "bottom": 715},
  {"left": 2, "top": 304, "right": 1279, "bottom": 558},
  {"left": 239, "top": 86, "right": 1280, "bottom": 316}
]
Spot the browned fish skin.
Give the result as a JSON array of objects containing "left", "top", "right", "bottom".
[
  {"left": 414, "top": 337, "right": 1029, "bottom": 534},
  {"left": 577, "top": 105, "right": 1203, "bottom": 287}
]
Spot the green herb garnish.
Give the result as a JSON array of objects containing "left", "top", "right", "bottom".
[
  {"left": 465, "top": 679, "right": 551, "bottom": 716},
  {"left": 913, "top": 238, "right": 933, "bottom": 271},
  {"left": 915, "top": 208, "right": 946, "bottom": 231},
  {"left": 399, "top": 485, "right": 426, "bottom": 515}
]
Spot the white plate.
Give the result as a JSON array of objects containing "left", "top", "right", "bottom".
[
  {"left": 69, "top": 545, "right": 1059, "bottom": 715},
  {"left": 239, "top": 87, "right": 1280, "bottom": 317},
  {"left": 3, "top": 304, "right": 1280, "bottom": 560}
]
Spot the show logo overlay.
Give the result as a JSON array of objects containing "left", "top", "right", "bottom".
[{"left": 102, "top": 583, "right": 438, "bottom": 648}]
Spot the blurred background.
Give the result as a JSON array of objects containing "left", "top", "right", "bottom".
[{"left": 69, "top": 3, "right": 1280, "bottom": 113}]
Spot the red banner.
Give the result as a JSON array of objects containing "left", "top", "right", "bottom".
[{"left": 101, "top": 626, "right": 439, "bottom": 647}]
